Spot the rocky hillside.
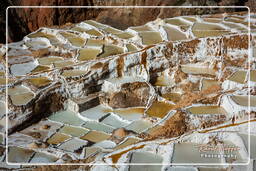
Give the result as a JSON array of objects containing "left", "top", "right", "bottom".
[{"left": 0, "top": 0, "right": 254, "bottom": 43}]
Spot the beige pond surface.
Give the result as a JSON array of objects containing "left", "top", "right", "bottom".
[
  {"left": 126, "top": 43, "right": 138, "bottom": 52},
  {"left": 181, "top": 64, "right": 216, "bottom": 76},
  {"left": 28, "top": 31, "right": 59, "bottom": 45},
  {"left": 201, "top": 79, "right": 219, "bottom": 90},
  {"left": 104, "top": 107, "right": 145, "bottom": 121},
  {"left": 172, "top": 143, "right": 222, "bottom": 163},
  {"left": 30, "top": 152, "right": 58, "bottom": 163},
  {"left": 103, "top": 26, "right": 123, "bottom": 34},
  {"left": 231, "top": 95, "right": 256, "bottom": 107},
  {"left": 27, "top": 77, "right": 52, "bottom": 88},
  {"left": 203, "top": 18, "right": 223, "bottom": 23},
  {"left": 192, "top": 22, "right": 230, "bottom": 38},
  {"left": 227, "top": 70, "right": 247, "bottom": 84},
  {"left": 47, "top": 132, "right": 71, "bottom": 145},
  {"left": 165, "top": 18, "right": 192, "bottom": 27},
  {"left": 86, "top": 39, "right": 106, "bottom": 47},
  {"left": 163, "top": 25, "right": 188, "bottom": 41},
  {"left": 187, "top": 106, "right": 227, "bottom": 115},
  {"left": 9, "top": 85, "right": 35, "bottom": 106},
  {"left": 250, "top": 70, "right": 256, "bottom": 82},
  {"left": 146, "top": 101, "right": 174, "bottom": 118},
  {"left": 59, "top": 125, "right": 89, "bottom": 137},
  {"left": 80, "top": 130, "right": 111, "bottom": 143},
  {"left": 139, "top": 31, "right": 163, "bottom": 45},
  {"left": 60, "top": 32, "right": 86, "bottom": 47},
  {"left": 31, "top": 65, "right": 51, "bottom": 73},
  {"left": 113, "top": 137, "right": 140, "bottom": 150},
  {"left": 8, "top": 146, "right": 34, "bottom": 163},
  {"left": 61, "top": 69, "right": 88, "bottom": 78},
  {"left": 72, "top": 26, "right": 104, "bottom": 36},
  {"left": 98, "top": 44, "right": 124, "bottom": 58},
  {"left": 78, "top": 48, "right": 102, "bottom": 61},
  {"left": 154, "top": 73, "right": 174, "bottom": 86},
  {"left": 48, "top": 110, "right": 85, "bottom": 126},
  {"left": 38, "top": 57, "right": 63, "bottom": 65},
  {"left": 53, "top": 60, "right": 74, "bottom": 68},
  {"left": 115, "top": 32, "right": 135, "bottom": 39}
]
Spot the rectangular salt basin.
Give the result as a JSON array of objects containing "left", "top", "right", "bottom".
[
  {"left": 82, "top": 121, "right": 115, "bottom": 134},
  {"left": 125, "top": 120, "right": 153, "bottom": 133},
  {"left": 48, "top": 110, "right": 85, "bottom": 126},
  {"left": 129, "top": 152, "right": 163, "bottom": 170},
  {"left": 58, "top": 138, "right": 88, "bottom": 152},
  {"left": 29, "top": 152, "right": 58, "bottom": 163},
  {"left": 80, "top": 130, "right": 111, "bottom": 143},
  {"left": 98, "top": 44, "right": 124, "bottom": 58},
  {"left": 146, "top": 101, "right": 174, "bottom": 118},
  {"left": 187, "top": 106, "right": 227, "bottom": 115},
  {"left": 8, "top": 146, "right": 34, "bottom": 163},
  {"left": 172, "top": 143, "right": 222, "bottom": 163},
  {"left": 80, "top": 105, "right": 110, "bottom": 121},
  {"left": 163, "top": 25, "right": 188, "bottom": 41},
  {"left": 104, "top": 108, "right": 144, "bottom": 121},
  {"left": 58, "top": 125, "right": 90, "bottom": 137},
  {"left": 231, "top": 95, "right": 256, "bottom": 107},
  {"left": 0, "top": 101, "right": 6, "bottom": 117},
  {"left": 227, "top": 70, "right": 247, "bottom": 84},
  {"left": 139, "top": 31, "right": 163, "bottom": 45},
  {"left": 181, "top": 64, "right": 216, "bottom": 76},
  {"left": 99, "top": 113, "right": 130, "bottom": 128},
  {"left": 46, "top": 132, "right": 71, "bottom": 145},
  {"left": 114, "top": 137, "right": 140, "bottom": 150}
]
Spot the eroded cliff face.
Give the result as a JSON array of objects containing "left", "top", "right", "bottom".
[{"left": 1, "top": 0, "right": 251, "bottom": 43}]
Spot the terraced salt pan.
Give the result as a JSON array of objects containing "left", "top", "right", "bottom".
[
  {"left": 82, "top": 121, "right": 115, "bottom": 134},
  {"left": 59, "top": 125, "right": 89, "bottom": 137},
  {"left": 77, "top": 48, "right": 102, "bottom": 61},
  {"left": 125, "top": 120, "right": 153, "bottom": 133},
  {"left": 48, "top": 110, "right": 85, "bottom": 126},
  {"left": 227, "top": 70, "right": 247, "bottom": 84},
  {"left": 58, "top": 138, "right": 88, "bottom": 152},
  {"left": 231, "top": 95, "right": 256, "bottom": 107},
  {"left": 27, "top": 77, "right": 52, "bottom": 88},
  {"left": 80, "top": 130, "right": 111, "bottom": 143},
  {"left": 61, "top": 69, "right": 88, "bottom": 78},
  {"left": 162, "top": 25, "right": 188, "bottom": 41},
  {"left": 115, "top": 32, "right": 135, "bottom": 39},
  {"left": 29, "top": 152, "right": 58, "bottom": 163},
  {"left": 80, "top": 104, "right": 111, "bottom": 121},
  {"left": 27, "top": 31, "right": 59, "bottom": 45},
  {"left": 54, "top": 60, "right": 74, "bottom": 68},
  {"left": 10, "top": 60, "right": 38, "bottom": 76},
  {"left": 8, "top": 146, "right": 34, "bottom": 163},
  {"left": 59, "top": 31, "right": 86, "bottom": 47},
  {"left": 46, "top": 132, "right": 71, "bottom": 145},
  {"left": 139, "top": 31, "right": 163, "bottom": 45},
  {"left": 113, "top": 137, "right": 140, "bottom": 150},
  {"left": 8, "top": 85, "right": 35, "bottom": 106},
  {"left": 31, "top": 65, "right": 51, "bottom": 73},
  {"left": 126, "top": 43, "right": 139, "bottom": 52},
  {"left": 104, "top": 108, "right": 145, "bottom": 121},
  {"left": 146, "top": 100, "right": 174, "bottom": 118},
  {"left": 99, "top": 113, "right": 130, "bottom": 128},
  {"left": 181, "top": 64, "right": 216, "bottom": 76},
  {"left": 38, "top": 56, "right": 64, "bottom": 65},
  {"left": 84, "top": 20, "right": 107, "bottom": 29},
  {"left": 25, "top": 38, "right": 51, "bottom": 50},
  {"left": 187, "top": 106, "right": 227, "bottom": 115},
  {"left": 192, "top": 22, "right": 230, "bottom": 38},
  {"left": 98, "top": 44, "right": 124, "bottom": 58}
]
